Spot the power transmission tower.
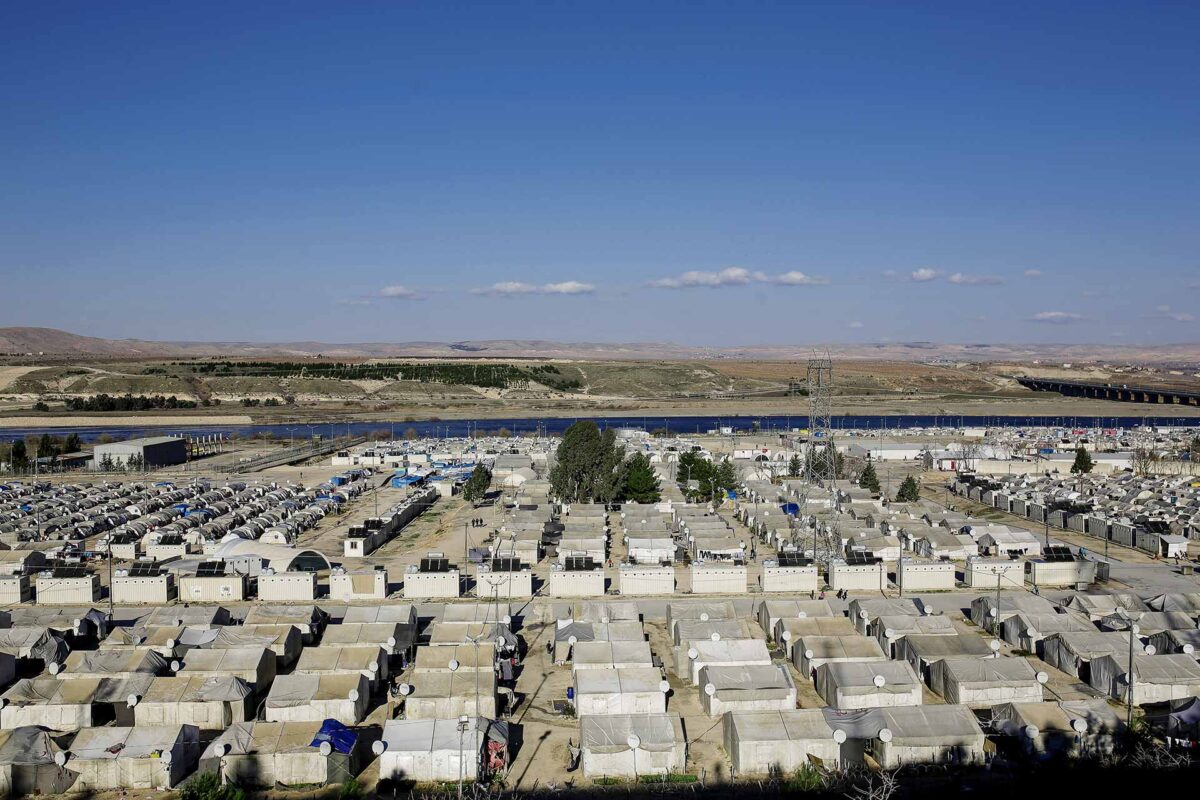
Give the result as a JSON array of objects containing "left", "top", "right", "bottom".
[{"left": 806, "top": 354, "right": 841, "bottom": 571}]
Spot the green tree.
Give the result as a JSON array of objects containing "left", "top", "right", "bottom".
[
  {"left": 550, "top": 421, "right": 626, "bottom": 503},
  {"left": 8, "top": 440, "right": 27, "bottom": 469},
  {"left": 1070, "top": 447, "right": 1095, "bottom": 475},
  {"left": 787, "top": 454, "right": 803, "bottom": 477},
  {"left": 858, "top": 457, "right": 881, "bottom": 494},
  {"left": 462, "top": 464, "right": 492, "bottom": 503},
  {"left": 622, "top": 452, "right": 661, "bottom": 503},
  {"left": 895, "top": 475, "right": 920, "bottom": 503},
  {"left": 63, "top": 433, "right": 82, "bottom": 453}
]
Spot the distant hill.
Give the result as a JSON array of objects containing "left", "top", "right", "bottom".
[{"left": 1, "top": 326, "right": 1197, "bottom": 364}]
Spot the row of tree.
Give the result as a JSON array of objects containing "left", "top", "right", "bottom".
[
  {"left": 549, "top": 421, "right": 662, "bottom": 503},
  {"left": 674, "top": 449, "right": 739, "bottom": 502},
  {"left": 62, "top": 393, "right": 198, "bottom": 411}
]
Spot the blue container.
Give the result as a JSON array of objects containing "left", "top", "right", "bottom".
[{"left": 566, "top": 687, "right": 575, "bottom": 701}]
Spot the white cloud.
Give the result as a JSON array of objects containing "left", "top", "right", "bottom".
[
  {"left": 471, "top": 280, "right": 595, "bottom": 296},
  {"left": 1023, "top": 269, "right": 1044, "bottom": 278},
  {"left": 1031, "top": 311, "right": 1084, "bottom": 324},
  {"left": 1152, "top": 305, "right": 1196, "bottom": 323},
  {"left": 337, "top": 298, "right": 373, "bottom": 306},
  {"left": 909, "top": 268, "right": 939, "bottom": 282},
  {"left": 848, "top": 321, "right": 864, "bottom": 329},
  {"left": 772, "top": 271, "right": 830, "bottom": 286},
  {"left": 648, "top": 267, "right": 828, "bottom": 289},
  {"left": 378, "top": 285, "right": 418, "bottom": 299},
  {"left": 947, "top": 272, "right": 1003, "bottom": 286}
]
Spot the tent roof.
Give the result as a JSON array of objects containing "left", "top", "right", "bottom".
[{"left": 581, "top": 713, "right": 683, "bottom": 753}]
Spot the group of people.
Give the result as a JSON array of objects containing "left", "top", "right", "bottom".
[
  {"left": 815, "top": 588, "right": 851, "bottom": 600},
  {"left": 468, "top": 517, "right": 488, "bottom": 527}
]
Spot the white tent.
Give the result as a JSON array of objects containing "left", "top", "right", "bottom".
[
  {"left": 1149, "top": 628, "right": 1200, "bottom": 656},
  {"left": 814, "top": 661, "right": 923, "bottom": 710},
  {"left": 1060, "top": 593, "right": 1149, "bottom": 621},
  {"left": 868, "top": 705, "right": 986, "bottom": 768},
  {"left": 294, "top": 645, "right": 388, "bottom": 687},
  {"left": 202, "top": 720, "right": 361, "bottom": 788},
  {"left": 265, "top": 673, "right": 369, "bottom": 724},
  {"left": 1, "top": 678, "right": 104, "bottom": 730},
  {"left": 1097, "top": 611, "right": 1197, "bottom": 636},
  {"left": 342, "top": 604, "right": 418, "bottom": 626},
  {"left": 574, "top": 668, "right": 668, "bottom": 716},
  {"left": 672, "top": 618, "right": 753, "bottom": 647},
  {"left": 571, "top": 641, "right": 653, "bottom": 672},
  {"left": 684, "top": 639, "right": 772, "bottom": 684},
  {"left": 774, "top": 617, "right": 857, "bottom": 657},
  {"left": 578, "top": 601, "right": 641, "bottom": 623},
  {"left": 698, "top": 664, "right": 796, "bottom": 716},
  {"left": 321, "top": 622, "right": 411, "bottom": 657},
  {"left": 378, "top": 717, "right": 505, "bottom": 783},
  {"left": 723, "top": 710, "right": 842, "bottom": 775},
  {"left": 756, "top": 599, "right": 835, "bottom": 636},
  {"left": 873, "top": 615, "right": 956, "bottom": 658},
  {"left": 243, "top": 605, "right": 326, "bottom": 641},
  {"left": 1145, "top": 593, "right": 1200, "bottom": 613},
  {"left": 580, "top": 713, "right": 686, "bottom": 778},
  {"left": 968, "top": 594, "right": 1057, "bottom": 629},
  {"left": 62, "top": 724, "right": 199, "bottom": 790},
  {"left": 404, "top": 670, "right": 498, "bottom": 720},
  {"left": 929, "top": 656, "right": 1044, "bottom": 707},
  {"left": 1088, "top": 653, "right": 1200, "bottom": 705},
  {"left": 993, "top": 699, "right": 1123, "bottom": 757},
  {"left": 793, "top": 635, "right": 887, "bottom": 677},
  {"left": 1001, "top": 612, "right": 1094, "bottom": 654},
  {"left": 895, "top": 634, "right": 993, "bottom": 679},
  {"left": 848, "top": 598, "right": 925, "bottom": 636},
  {"left": 174, "top": 646, "right": 276, "bottom": 689},
  {"left": 666, "top": 601, "right": 737, "bottom": 635},
  {"left": 59, "top": 649, "right": 168, "bottom": 681},
  {"left": 133, "top": 675, "right": 252, "bottom": 729}
]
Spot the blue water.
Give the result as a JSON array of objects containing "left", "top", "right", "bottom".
[{"left": 3, "top": 414, "right": 1198, "bottom": 443}]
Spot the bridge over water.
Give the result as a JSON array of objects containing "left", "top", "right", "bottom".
[{"left": 1017, "top": 377, "right": 1200, "bottom": 406}]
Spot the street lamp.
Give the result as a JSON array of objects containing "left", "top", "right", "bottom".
[{"left": 457, "top": 714, "right": 471, "bottom": 800}]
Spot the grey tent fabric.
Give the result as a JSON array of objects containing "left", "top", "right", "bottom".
[
  {"left": 581, "top": 714, "right": 682, "bottom": 754},
  {"left": 0, "top": 627, "right": 68, "bottom": 663}
]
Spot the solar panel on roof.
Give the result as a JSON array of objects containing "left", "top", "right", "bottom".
[
  {"left": 845, "top": 551, "right": 878, "bottom": 565},
  {"left": 420, "top": 556, "right": 451, "bottom": 573},
  {"left": 491, "top": 557, "right": 522, "bottom": 572},
  {"left": 777, "top": 552, "right": 812, "bottom": 567},
  {"left": 50, "top": 566, "right": 90, "bottom": 579},
  {"left": 1042, "top": 546, "right": 1075, "bottom": 562},
  {"left": 564, "top": 556, "right": 596, "bottom": 571},
  {"left": 196, "top": 561, "right": 227, "bottom": 577},
  {"left": 128, "top": 562, "right": 162, "bottom": 577}
]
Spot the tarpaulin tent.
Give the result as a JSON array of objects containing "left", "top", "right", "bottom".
[
  {"left": 1061, "top": 593, "right": 1149, "bottom": 621},
  {"left": 1089, "top": 653, "right": 1200, "bottom": 705},
  {"left": 699, "top": 664, "right": 796, "bottom": 716},
  {"left": 134, "top": 675, "right": 252, "bottom": 729},
  {"left": 310, "top": 719, "right": 357, "bottom": 755},
  {"left": 848, "top": 598, "right": 926, "bottom": 636},
  {"left": 0, "top": 725, "right": 75, "bottom": 797},
  {"left": 0, "top": 627, "right": 69, "bottom": 665},
  {"left": 201, "top": 720, "right": 361, "bottom": 788},
  {"left": 793, "top": 635, "right": 887, "bottom": 677},
  {"left": 723, "top": 709, "right": 841, "bottom": 775},
  {"left": 579, "top": 713, "right": 686, "bottom": 778},
  {"left": 59, "top": 649, "right": 168, "bottom": 681},
  {"left": 1001, "top": 611, "right": 1094, "bottom": 654},
  {"left": 815, "top": 660, "right": 922, "bottom": 710},
  {"left": 378, "top": 717, "right": 506, "bottom": 783},
  {"left": 993, "top": 699, "right": 1122, "bottom": 757},
  {"left": 866, "top": 705, "right": 986, "bottom": 768},
  {"left": 294, "top": 645, "right": 388, "bottom": 687},
  {"left": 774, "top": 617, "right": 857, "bottom": 658},
  {"left": 574, "top": 667, "right": 667, "bottom": 716},
  {"left": 929, "top": 656, "right": 1044, "bottom": 707},
  {"left": 63, "top": 724, "right": 200, "bottom": 791},
  {"left": 756, "top": 599, "right": 835, "bottom": 637},
  {"left": 404, "top": 670, "right": 498, "bottom": 719},
  {"left": 896, "top": 633, "right": 993, "bottom": 680},
  {"left": 264, "top": 673, "right": 369, "bottom": 724},
  {"left": 1042, "top": 631, "right": 1145, "bottom": 680},
  {"left": 684, "top": 639, "right": 772, "bottom": 684},
  {"left": 572, "top": 640, "right": 654, "bottom": 673}
]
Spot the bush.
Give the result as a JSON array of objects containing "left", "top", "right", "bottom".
[{"left": 179, "top": 772, "right": 246, "bottom": 800}]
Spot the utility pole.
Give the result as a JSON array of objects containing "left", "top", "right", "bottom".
[{"left": 1127, "top": 623, "right": 1138, "bottom": 727}]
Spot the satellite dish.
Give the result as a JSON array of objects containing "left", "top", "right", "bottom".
[
  {"left": 1071, "top": 718, "right": 1087, "bottom": 733},
  {"left": 704, "top": 683, "right": 716, "bottom": 696},
  {"left": 626, "top": 734, "right": 641, "bottom": 749},
  {"left": 687, "top": 648, "right": 698, "bottom": 660},
  {"left": 399, "top": 683, "right": 411, "bottom": 696},
  {"left": 1024, "top": 725, "right": 1040, "bottom": 739},
  {"left": 372, "top": 740, "right": 387, "bottom": 756},
  {"left": 700, "top": 613, "right": 710, "bottom": 622},
  {"left": 0, "top": 698, "right": 5, "bottom": 709},
  {"left": 448, "top": 659, "right": 460, "bottom": 672},
  {"left": 170, "top": 660, "right": 182, "bottom": 672},
  {"left": 1025, "top": 628, "right": 1039, "bottom": 639},
  {"left": 160, "top": 750, "right": 173, "bottom": 765},
  {"left": 387, "top": 636, "right": 398, "bottom": 649},
  {"left": 878, "top": 728, "right": 893, "bottom": 743},
  {"left": 54, "top": 751, "right": 69, "bottom": 767},
  {"left": 496, "top": 637, "right": 506, "bottom": 648},
  {"left": 600, "top": 616, "right": 610, "bottom": 624},
  {"left": 369, "top": 661, "right": 379, "bottom": 673},
  {"left": 48, "top": 662, "right": 61, "bottom": 675},
  {"left": 781, "top": 631, "right": 792, "bottom": 642},
  {"left": 1036, "top": 671, "right": 1049, "bottom": 685},
  {"left": 884, "top": 628, "right": 896, "bottom": 639},
  {"left": 1144, "top": 644, "right": 1157, "bottom": 656},
  {"left": 797, "top": 611, "right": 807, "bottom": 619},
  {"left": 568, "top": 635, "right": 578, "bottom": 646},
  {"left": 832, "top": 729, "right": 847, "bottom": 744},
  {"left": 1183, "top": 644, "right": 1195, "bottom": 655},
  {"left": 989, "top": 640, "right": 1001, "bottom": 652},
  {"left": 988, "top": 608, "right": 997, "bottom": 618},
  {"left": 1130, "top": 624, "right": 1140, "bottom": 635},
  {"left": 166, "top": 639, "right": 177, "bottom": 649},
  {"left": 502, "top": 615, "right": 512, "bottom": 625},
  {"left": 859, "top": 610, "right": 869, "bottom": 620},
  {"left": 214, "top": 743, "right": 230, "bottom": 757},
  {"left": 659, "top": 680, "right": 671, "bottom": 693},
  {"left": 711, "top": 632, "right": 721, "bottom": 642},
  {"left": 349, "top": 689, "right": 360, "bottom": 701},
  {"left": 127, "top": 694, "right": 140, "bottom": 707},
  {"left": 803, "top": 649, "right": 814, "bottom": 660},
  {"left": 319, "top": 741, "right": 333, "bottom": 756},
  {"left": 872, "top": 675, "right": 886, "bottom": 688}
]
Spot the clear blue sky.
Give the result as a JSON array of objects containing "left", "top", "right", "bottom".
[{"left": 2, "top": 2, "right": 1197, "bottom": 345}]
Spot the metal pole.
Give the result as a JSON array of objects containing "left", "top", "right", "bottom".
[
  {"left": 1127, "top": 624, "right": 1137, "bottom": 727},
  {"left": 994, "top": 572, "right": 1001, "bottom": 637}
]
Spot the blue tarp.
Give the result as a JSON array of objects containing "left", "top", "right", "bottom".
[
  {"left": 780, "top": 502, "right": 800, "bottom": 516},
  {"left": 311, "top": 719, "right": 358, "bottom": 754},
  {"left": 727, "top": 490, "right": 737, "bottom": 499},
  {"left": 391, "top": 474, "right": 424, "bottom": 488}
]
